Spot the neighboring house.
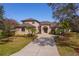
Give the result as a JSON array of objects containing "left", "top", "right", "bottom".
[{"left": 15, "top": 18, "right": 59, "bottom": 35}]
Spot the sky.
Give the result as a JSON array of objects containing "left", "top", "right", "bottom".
[{"left": 2, "top": 3, "right": 55, "bottom": 23}]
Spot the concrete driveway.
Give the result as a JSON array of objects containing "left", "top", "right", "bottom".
[{"left": 11, "top": 34, "right": 59, "bottom": 56}]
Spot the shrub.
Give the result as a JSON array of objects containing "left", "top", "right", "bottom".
[
  {"left": 49, "top": 29, "right": 55, "bottom": 34},
  {"left": 54, "top": 35, "right": 59, "bottom": 41},
  {"left": 26, "top": 34, "right": 33, "bottom": 37},
  {"left": 15, "top": 34, "right": 26, "bottom": 37},
  {"left": 63, "top": 32, "right": 77, "bottom": 37},
  {"left": 0, "top": 30, "right": 15, "bottom": 42},
  {"left": 1, "top": 38, "right": 9, "bottom": 42},
  {"left": 1, "top": 30, "right": 15, "bottom": 38},
  {"left": 55, "top": 35, "right": 71, "bottom": 46},
  {"left": 55, "top": 28, "right": 64, "bottom": 35},
  {"left": 26, "top": 34, "right": 37, "bottom": 40}
]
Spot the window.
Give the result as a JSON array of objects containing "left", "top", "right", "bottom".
[
  {"left": 32, "top": 21, "right": 35, "bottom": 24},
  {"left": 21, "top": 27, "right": 25, "bottom": 32}
]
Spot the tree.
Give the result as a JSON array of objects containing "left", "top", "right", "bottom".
[
  {"left": 26, "top": 26, "right": 36, "bottom": 34},
  {"left": 1, "top": 19, "right": 19, "bottom": 37},
  {"left": 70, "top": 16, "right": 79, "bottom": 32},
  {"left": 26, "top": 26, "right": 36, "bottom": 37},
  {"left": 48, "top": 3, "right": 79, "bottom": 32},
  {"left": 48, "top": 4, "right": 78, "bottom": 20},
  {"left": 31, "top": 28, "right": 36, "bottom": 34},
  {"left": 59, "top": 20, "right": 71, "bottom": 32},
  {"left": 0, "top": 5, "right": 5, "bottom": 30},
  {"left": 26, "top": 27, "right": 32, "bottom": 34},
  {"left": 0, "top": 5, "right": 4, "bottom": 19},
  {"left": 0, "top": 5, "right": 19, "bottom": 41}
]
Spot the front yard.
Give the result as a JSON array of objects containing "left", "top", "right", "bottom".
[
  {"left": 57, "top": 45, "right": 76, "bottom": 56},
  {"left": 56, "top": 32, "right": 79, "bottom": 56},
  {"left": 0, "top": 36, "right": 33, "bottom": 56}
]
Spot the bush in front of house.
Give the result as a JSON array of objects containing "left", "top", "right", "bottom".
[
  {"left": 14, "top": 34, "right": 26, "bottom": 37},
  {"left": 26, "top": 34, "right": 37, "bottom": 40},
  {"left": 62, "top": 32, "right": 77, "bottom": 37},
  {"left": 55, "top": 28, "right": 64, "bottom": 35},
  {"left": 49, "top": 28, "right": 64, "bottom": 35},
  {"left": 26, "top": 34, "right": 34, "bottom": 37},
  {"left": 1, "top": 30, "right": 15, "bottom": 38},
  {"left": 49, "top": 29, "right": 55, "bottom": 34},
  {"left": 0, "top": 30, "right": 15, "bottom": 43}
]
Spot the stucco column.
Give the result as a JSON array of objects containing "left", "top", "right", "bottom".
[
  {"left": 41, "top": 26, "right": 44, "bottom": 34},
  {"left": 48, "top": 26, "right": 51, "bottom": 33}
]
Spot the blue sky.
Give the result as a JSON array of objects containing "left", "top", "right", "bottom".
[{"left": 2, "top": 3, "right": 55, "bottom": 22}]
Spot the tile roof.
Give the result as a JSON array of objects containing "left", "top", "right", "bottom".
[{"left": 21, "top": 18, "right": 40, "bottom": 23}]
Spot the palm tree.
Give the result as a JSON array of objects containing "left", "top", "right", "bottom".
[
  {"left": 26, "top": 27, "right": 32, "bottom": 34},
  {"left": 26, "top": 26, "right": 36, "bottom": 34},
  {"left": 31, "top": 28, "right": 36, "bottom": 34}
]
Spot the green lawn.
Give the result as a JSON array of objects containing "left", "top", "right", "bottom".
[
  {"left": 57, "top": 45, "right": 77, "bottom": 56},
  {"left": 56, "top": 32, "right": 79, "bottom": 56},
  {"left": 0, "top": 37, "right": 33, "bottom": 56}
]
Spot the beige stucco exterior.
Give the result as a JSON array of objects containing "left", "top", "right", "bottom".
[
  {"left": 23, "top": 21, "right": 40, "bottom": 33},
  {"left": 15, "top": 20, "right": 52, "bottom": 35},
  {"left": 15, "top": 28, "right": 28, "bottom": 35}
]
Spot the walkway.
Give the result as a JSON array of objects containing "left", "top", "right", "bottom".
[{"left": 11, "top": 34, "right": 59, "bottom": 56}]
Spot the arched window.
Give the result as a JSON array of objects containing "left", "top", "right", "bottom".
[
  {"left": 32, "top": 21, "right": 35, "bottom": 24},
  {"left": 21, "top": 27, "right": 25, "bottom": 32}
]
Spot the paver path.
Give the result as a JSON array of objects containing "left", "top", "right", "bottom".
[{"left": 11, "top": 34, "right": 59, "bottom": 56}]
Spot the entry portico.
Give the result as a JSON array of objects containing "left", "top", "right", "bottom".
[{"left": 41, "top": 24, "right": 51, "bottom": 34}]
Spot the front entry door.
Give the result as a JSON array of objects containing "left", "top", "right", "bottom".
[{"left": 43, "top": 27, "right": 48, "bottom": 33}]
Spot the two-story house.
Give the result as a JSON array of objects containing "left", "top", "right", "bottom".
[{"left": 15, "top": 18, "right": 58, "bottom": 35}]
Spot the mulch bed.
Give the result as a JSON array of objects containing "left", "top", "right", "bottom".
[{"left": 74, "top": 47, "right": 79, "bottom": 55}]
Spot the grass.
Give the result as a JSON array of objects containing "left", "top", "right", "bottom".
[
  {"left": 0, "top": 37, "right": 33, "bottom": 56},
  {"left": 56, "top": 32, "right": 79, "bottom": 56},
  {"left": 57, "top": 45, "right": 77, "bottom": 56}
]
